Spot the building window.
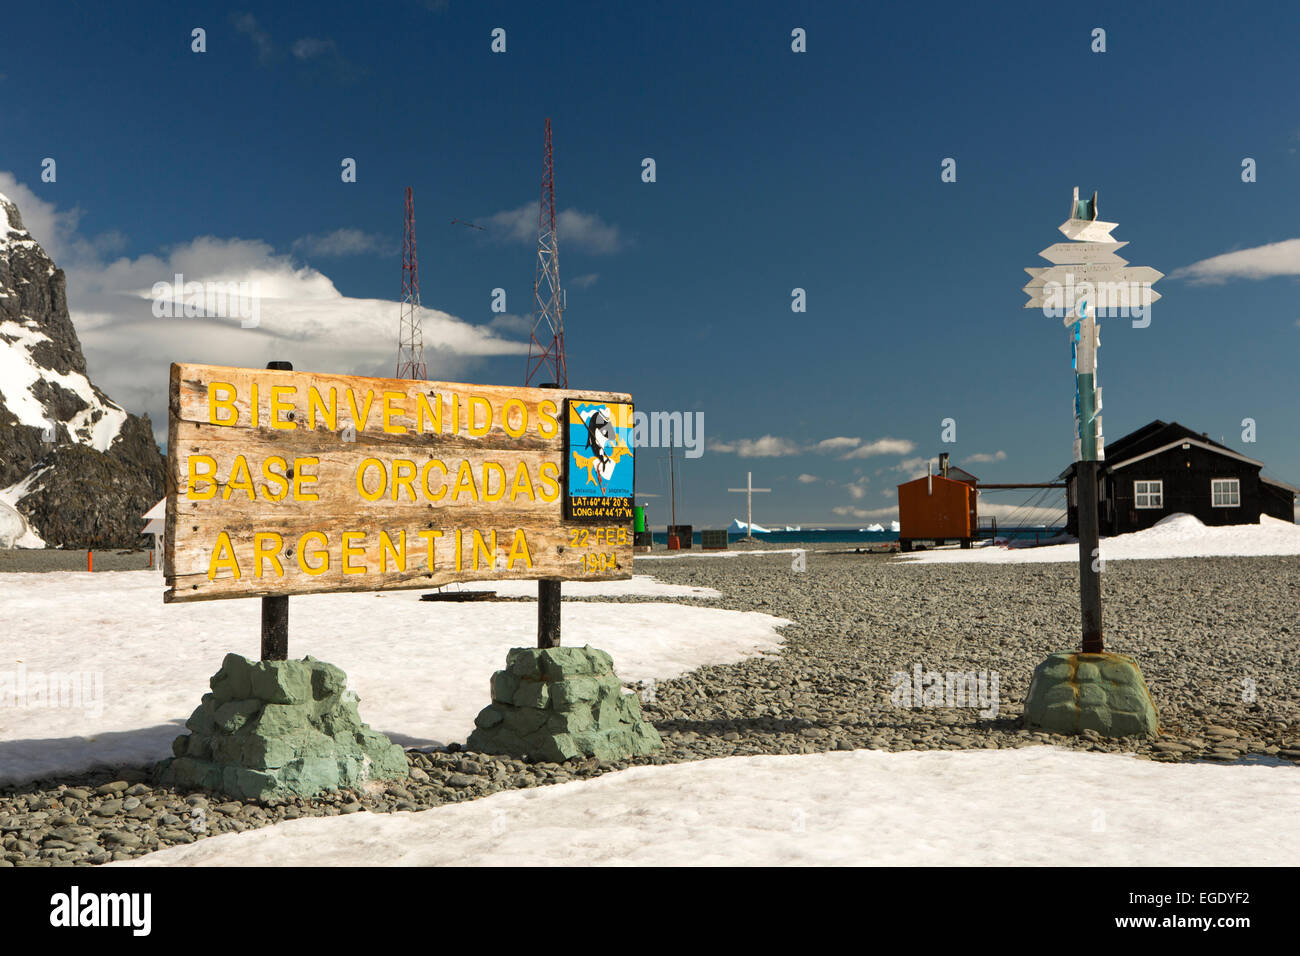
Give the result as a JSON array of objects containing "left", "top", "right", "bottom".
[
  {"left": 1134, "top": 480, "right": 1163, "bottom": 509},
  {"left": 1211, "top": 478, "right": 1240, "bottom": 508}
]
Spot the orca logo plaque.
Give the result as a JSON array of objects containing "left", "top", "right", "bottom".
[{"left": 565, "top": 399, "right": 635, "bottom": 521}]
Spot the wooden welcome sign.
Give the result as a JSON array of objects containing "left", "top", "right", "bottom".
[{"left": 164, "top": 363, "right": 635, "bottom": 603}]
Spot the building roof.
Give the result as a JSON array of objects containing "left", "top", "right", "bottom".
[{"left": 1058, "top": 421, "right": 1270, "bottom": 480}]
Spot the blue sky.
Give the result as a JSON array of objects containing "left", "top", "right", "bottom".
[{"left": 2, "top": 0, "right": 1299, "bottom": 528}]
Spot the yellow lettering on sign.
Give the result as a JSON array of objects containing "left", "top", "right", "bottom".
[
  {"left": 421, "top": 460, "right": 447, "bottom": 501},
  {"left": 308, "top": 386, "right": 338, "bottom": 431},
  {"left": 537, "top": 399, "right": 559, "bottom": 438},
  {"left": 392, "top": 459, "right": 418, "bottom": 501},
  {"left": 416, "top": 392, "right": 441, "bottom": 433},
  {"left": 261, "top": 456, "right": 289, "bottom": 501},
  {"left": 509, "top": 462, "right": 535, "bottom": 502},
  {"left": 347, "top": 389, "right": 375, "bottom": 433},
  {"left": 254, "top": 532, "right": 284, "bottom": 578},
  {"left": 468, "top": 395, "right": 493, "bottom": 437},
  {"left": 454, "top": 529, "right": 463, "bottom": 571},
  {"left": 251, "top": 382, "right": 259, "bottom": 428},
  {"left": 341, "top": 531, "right": 366, "bottom": 574},
  {"left": 208, "top": 531, "right": 240, "bottom": 580},
  {"left": 356, "top": 458, "right": 386, "bottom": 502},
  {"left": 187, "top": 454, "right": 218, "bottom": 500},
  {"left": 223, "top": 456, "right": 255, "bottom": 501},
  {"left": 382, "top": 391, "right": 408, "bottom": 434},
  {"left": 270, "top": 385, "right": 296, "bottom": 430},
  {"left": 503, "top": 398, "right": 528, "bottom": 438},
  {"left": 451, "top": 461, "right": 479, "bottom": 501},
  {"left": 380, "top": 530, "right": 406, "bottom": 572},
  {"left": 507, "top": 529, "right": 532, "bottom": 570},
  {"left": 418, "top": 529, "right": 443, "bottom": 569},
  {"left": 538, "top": 461, "right": 561, "bottom": 502},
  {"left": 298, "top": 531, "right": 329, "bottom": 575},
  {"left": 208, "top": 383, "right": 238, "bottom": 426},
  {"left": 482, "top": 462, "right": 506, "bottom": 502},
  {"left": 293, "top": 457, "right": 320, "bottom": 501},
  {"left": 471, "top": 530, "right": 496, "bottom": 569}
]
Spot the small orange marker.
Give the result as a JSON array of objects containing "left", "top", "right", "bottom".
[{"left": 87, "top": 551, "right": 93, "bottom": 572}]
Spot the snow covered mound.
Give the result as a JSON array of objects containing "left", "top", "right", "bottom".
[
  {"left": 729, "top": 518, "right": 771, "bottom": 534},
  {"left": 899, "top": 513, "right": 1300, "bottom": 564}
]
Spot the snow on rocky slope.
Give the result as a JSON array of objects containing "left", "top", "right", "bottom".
[{"left": 0, "top": 191, "right": 163, "bottom": 547}]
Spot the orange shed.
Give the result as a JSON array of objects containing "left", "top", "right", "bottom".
[{"left": 897, "top": 468, "right": 978, "bottom": 551}]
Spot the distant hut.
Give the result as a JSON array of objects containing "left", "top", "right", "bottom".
[
  {"left": 897, "top": 453, "right": 978, "bottom": 551},
  {"left": 1060, "top": 420, "right": 1298, "bottom": 535}
]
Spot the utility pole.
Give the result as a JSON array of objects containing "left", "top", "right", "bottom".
[
  {"left": 1024, "top": 188, "right": 1162, "bottom": 654},
  {"left": 727, "top": 471, "right": 771, "bottom": 540}
]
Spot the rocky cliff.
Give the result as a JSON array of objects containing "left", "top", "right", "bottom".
[{"left": 0, "top": 191, "right": 164, "bottom": 548}]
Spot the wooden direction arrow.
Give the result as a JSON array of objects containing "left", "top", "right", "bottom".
[
  {"left": 1059, "top": 218, "right": 1118, "bottom": 242},
  {"left": 1024, "top": 286, "right": 1161, "bottom": 310},
  {"left": 1038, "top": 241, "right": 1128, "bottom": 265},
  {"left": 1023, "top": 264, "right": 1163, "bottom": 290}
]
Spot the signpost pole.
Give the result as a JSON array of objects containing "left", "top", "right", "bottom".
[
  {"left": 261, "top": 360, "right": 293, "bottom": 661},
  {"left": 538, "top": 383, "right": 561, "bottom": 648}
]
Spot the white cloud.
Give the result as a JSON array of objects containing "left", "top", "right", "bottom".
[
  {"left": 233, "top": 13, "right": 273, "bottom": 62},
  {"left": 291, "top": 37, "right": 336, "bottom": 59},
  {"left": 962, "top": 450, "right": 1007, "bottom": 464},
  {"left": 845, "top": 479, "right": 869, "bottom": 500},
  {"left": 797, "top": 473, "right": 820, "bottom": 484},
  {"left": 569, "top": 273, "right": 599, "bottom": 289},
  {"left": 832, "top": 505, "right": 898, "bottom": 521},
  {"left": 1, "top": 173, "right": 528, "bottom": 447},
  {"left": 814, "top": 436, "right": 860, "bottom": 453},
  {"left": 840, "top": 437, "right": 916, "bottom": 460},
  {"left": 710, "top": 435, "right": 801, "bottom": 457},
  {"left": 483, "top": 203, "right": 624, "bottom": 254},
  {"left": 291, "top": 228, "right": 392, "bottom": 257},
  {"left": 1170, "top": 238, "right": 1300, "bottom": 284},
  {"left": 891, "top": 456, "right": 940, "bottom": 479}
]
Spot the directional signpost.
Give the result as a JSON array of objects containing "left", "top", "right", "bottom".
[{"left": 1020, "top": 188, "right": 1162, "bottom": 740}]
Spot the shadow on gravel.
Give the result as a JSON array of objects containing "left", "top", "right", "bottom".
[{"left": 650, "top": 714, "right": 1026, "bottom": 739}]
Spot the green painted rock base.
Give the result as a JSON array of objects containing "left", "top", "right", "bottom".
[
  {"left": 467, "top": 646, "right": 663, "bottom": 762},
  {"left": 1024, "top": 651, "right": 1159, "bottom": 738},
  {"left": 158, "top": 653, "right": 408, "bottom": 800}
]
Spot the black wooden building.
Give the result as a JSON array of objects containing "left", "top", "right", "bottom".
[{"left": 1061, "top": 420, "right": 1297, "bottom": 536}]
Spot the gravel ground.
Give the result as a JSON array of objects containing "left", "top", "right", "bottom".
[{"left": 3, "top": 547, "right": 1299, "bottom": 866}]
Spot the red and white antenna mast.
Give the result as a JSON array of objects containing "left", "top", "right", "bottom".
[
  {"left": 525, "top": 118, "right": 567, "bottom": 387},
  {"left": 396, "top": 186, "right": 426, "bottom": 379}
]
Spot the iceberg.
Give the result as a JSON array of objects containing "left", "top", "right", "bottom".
[
  {"left": 729, "top": 518, "right": 772, "bottom": 534},
  {"left": 890, "top": 521, "right": 901, "bottom": 533}
]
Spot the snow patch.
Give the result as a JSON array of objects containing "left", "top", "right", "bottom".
[
  {"left": 0, "top": 571, "right": 787, "bottom": 785},
  {"left": 120, "top": 747, "right": 1300, "bottom": 867},
  {"left": 899, "top": 512, "right": 1300, "bottom": 564}
]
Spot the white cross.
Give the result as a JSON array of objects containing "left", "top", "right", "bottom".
[{"left": 727, "top": 471, "right": 771, "bottom": 537}]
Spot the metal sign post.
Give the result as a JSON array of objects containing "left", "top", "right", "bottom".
[{"left": 1025, "top": 188, "right": 1162, "bottom": 655}]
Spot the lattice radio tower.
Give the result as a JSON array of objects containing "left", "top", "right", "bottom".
[
  {"left": 396, "top": 186, "right": 426, "bottom": 380},
  {"left": 525, "top": 118, "right": 567, "bottom": 387}
]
